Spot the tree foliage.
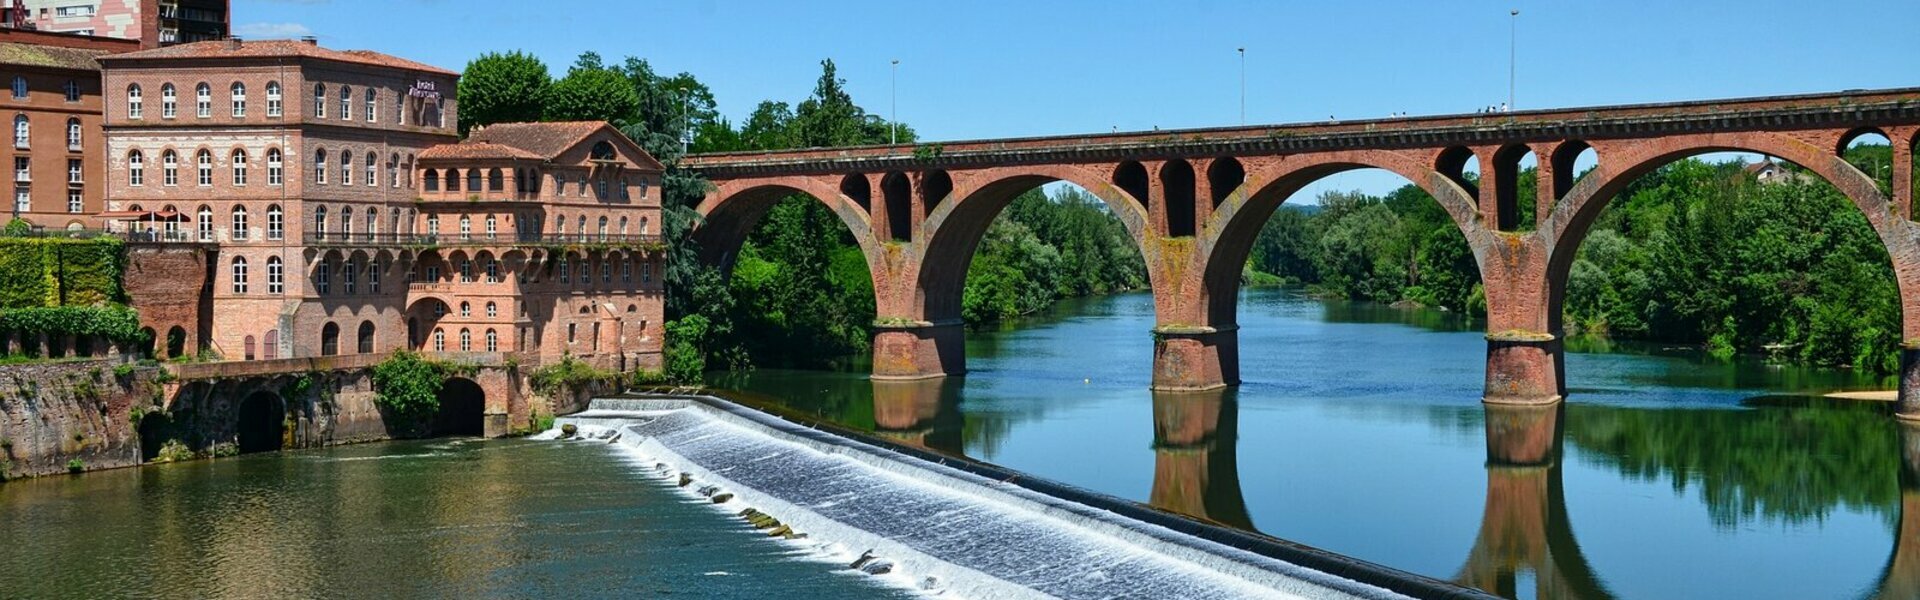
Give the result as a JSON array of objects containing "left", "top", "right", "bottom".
[
  {"left": 370, "top": 351, "right": 448, "bottom": 427},
  {"left": 456, "top": 50, "right": 551, "bottom": 134},
  {"left": 544, "top": 52, "right": 641, "bottom": 124}
]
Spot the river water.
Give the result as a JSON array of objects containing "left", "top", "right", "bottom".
[{"left": 712, "top": 287, "right": 1914, "bottom": 600}]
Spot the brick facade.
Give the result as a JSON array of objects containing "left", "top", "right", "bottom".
[{"left": 0, "top": 30, "right": 138, "bottom": 228}]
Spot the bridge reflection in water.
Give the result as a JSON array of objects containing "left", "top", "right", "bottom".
[{"left": 841, "top": 377, "right": 1920, "bottom": 599}]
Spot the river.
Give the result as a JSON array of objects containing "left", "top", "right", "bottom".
[{"left": 711, "top": 287, "right": 1912, "bottom": 600}]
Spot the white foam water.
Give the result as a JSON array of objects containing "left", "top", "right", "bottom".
[{"left": 550, "top": 397, "right": 1424, "bottom": 600}]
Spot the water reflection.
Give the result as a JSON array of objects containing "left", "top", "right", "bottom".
[
  {"left": 1882, "top": 423, "right": 1920, "bottom": 600},
  {"left": 872, "top": 378, "right": 966, "bottom": 455},
  {"left": 1456, "top": 404, "right": 1616, "bottom": 599},
  {"left": 1150, "top": 390, "right": 1253, "bottom": 530}
]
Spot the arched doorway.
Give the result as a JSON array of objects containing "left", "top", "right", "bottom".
[
  {"left": 236, "top": 391, "right": 285, "bottom": 453},
  {"left": 165, "top": 326, "right": 186, "bottom": 359},
  {"left": 431, "top": 377, "right": 485, "bottom": 436}
]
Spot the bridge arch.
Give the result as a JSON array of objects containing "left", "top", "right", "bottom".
[
  {"left": 432, "top": 376, "right": 486, "bottom": 436},
  {"left": 236, "top": 390, "right": 284, "bottom": 454},
  {"left": 694, "top": 177, "right": 881, "bottom": 273}
]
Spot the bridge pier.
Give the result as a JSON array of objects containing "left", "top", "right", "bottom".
[
  {"left": 871, "top": 320, "right": 966, "bottom": 380},
  {"left": 1899, "top": 344, "right": 1920, "bottom": 420},
  {"left": 1151, "top": 326, "right": 1239, "bottom": 391},
  {"left": 1484, "top": 332, "right": 1563, "bottom": 405}
]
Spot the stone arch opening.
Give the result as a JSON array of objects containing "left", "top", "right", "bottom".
[
  {"left": 432, "top": 377, "right": 486, "bottom": 437},
  {"left": 1547, "top": 141, "right": 1911, "bottom": 382},
  {"left": 164, "top": 326, "right": 186, "bottom": 359},
  {"left": 320, "top": 322, "right": 339, "bottom": 356},
  {"left": 138, "top": 327, "right": 156, "bottom": 358},
  {"left": 1208, "top": 157, "right": 1246, "bottom": 209},
  {"left": 137, "top": 411, "right": 171, "bottom": 462},
  {"left": 1551, "top": 141, "right": 1597, "bottom": 200},
  {"left": 1437, "top": 146, "right": 1481, "bottom": 201},
  {"left": 1115, "top": 161, "right": 1150, "bottom": 211},
  {"left": 693, "top": 180, "right": 877, "bottom": 276},
  {"left": 1162, "top": 159, "right": 1197, "bottom": 237},
  {"left": 1840, "top": 128, "right": 1895, "bottom": 195},
  {"left": 236, "top": 390, "right": 285, "bottom": 454},
  {"left": 1492, "top": 144, "right": 1539, "bottom": 232},
  {"left": 840, "top": 173, "right": 871, "bottom": 213},
  {"left": 357, "top": 321, "right": 375, "bottom": 354},
  {"left": 882, "top": 171, "right": 912, "bottom": 242}
]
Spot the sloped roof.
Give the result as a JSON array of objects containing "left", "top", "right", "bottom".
[
  {"left": 467, "top": 121, "right": 608, "bottom": 159},
  {"left": 418, "top": 141, "right": 542, "bottom": 161},
  {"left": 99, "top": 39, "right": 456, "bottom": 76},
  {"left": 0, "top": 42, "right": 108, "bottom": 71}
]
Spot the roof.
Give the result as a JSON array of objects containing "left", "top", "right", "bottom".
[
  {"left": 99, "top": 39, "right": 456, "bottom": 76},
  {"left": 0, "top": 41, "right": 109, "bottom": 71},
  {"left": 1744, "top": 159, "right": 1779, "bottom": 174},
  {"left": 418, "top": 141, "right": 542, "bottom": 161},
  {"left": 467, "top": 121, "right": 609, "bottom": 159}
]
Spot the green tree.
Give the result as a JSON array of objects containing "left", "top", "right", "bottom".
[
  {"left": 456, "top": 51, "right": 551, "bottom": 134},
  {"left": 545, "top": 52, "right": 641, "bottom": 124}
]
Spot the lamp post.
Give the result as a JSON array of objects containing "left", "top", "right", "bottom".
[
  {"left": 1509, "top": 9, "right": 1519, "bottom": 112},
  {"left": 891, "top": 59, "right": 900, "bottom": 145},
  {"left": 1237, "top": 47, "right": 1246, "bottom": 125}
]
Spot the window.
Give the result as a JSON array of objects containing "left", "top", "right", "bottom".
[
  {"left": 12, "top": 114, "right": 26, "bottom": 148},
  {"left": 266, "top": 256, "right": 283, "bottom": 294},
  {"left": 485, "top": 301, "right": 497, "bottom": 317},
  {"left": 642, "top": 261, "right": 652, "bottom": 283},
  {"left": 230, "top": 82, "right": 245, "bottom": 117},
  {"left": 243, "top": 336, "right": 255, "bottom": 361},
  {"left": 338, "top": 150, "right": 350, "bottom": 185},
  {"left": 10, "top": 76, "right": 24, "bottom": 99},
  {"left": 622, "top": 260, "right": 630, "bottom": 283},
  {"left": 459, "top": 329, "right": 471, "bottom": 352},
  {"left": 12, "top": 187, "right": 25, "bottom": 213},
  {"left": 388, "top": 154, "right": 399, "bottom": 188},
  {"left": 485, "top": 259, "right": 498, "bottom": 283},
  {"left": 314, "top": 206, "right": 326, "bottom": 236},
  {"left": 265, "top": 81, "right": 281, "bottom": 117},
  {"left": 367, "top": 260, "right": 381, "bottom": 293},
  {"left": 313, "top": 149, "right": 326, "bottom": 184},
  {"left": 316, "top": 259, "right": 330, "bottom": 294},
  {"left": 458, "top": 259, "right": 471, "bottom": 283},
  {"left": 459, "top": 215, "right": 470, "bottom": 240},
  {"left": 126, "top": 84, "right": 141, "bottom": 119},
  {"left": 59, "top": 79, "right": 78, "bottom": 103},
  {"left": 66, "top": 189, "right": 80, "bottom": 213},
  {"left": 423, "top": 169, "right": 439, "bottom": 191},
  {"left": 160, "top": 83, "right": 175, "bottom": 118},
  {"left": 342, "top": 259, "right": 356, "bottom": 294},
  {"left": 459, "top": 301, "right": 471, "bottom": 317},
  {"left": 339, "top": 86, "right": 351, "bottom": 121},
  {"left": 312, "top": 83, "right": 325, "bottom": 118},
  {"left": 196, "top": 206, "right": 212, "bottom": 241},
  {"left": 364, "top": 88, "right": 376, "bottom": 122},
  {"left": 65, "top": 158, "right": 80, "bottom": 183},
  {"left": 230, "top": 149, "right": 247, "bottom": 185},
  {"left": 266, "top": 148, "right": 281, "bottom": 185},
  {"left": 195, "top": 149, "right": 211, "bottom": 186},
  {"left": 619, "top": 216, "right": 627, "bottom": 235},
  {"left": 426, "top": 265, "right": 440, "bottom": 283},
  {"left": 364, "top": 153, "right": 375, "bottom": 187},
  {"left": 320, "top": 323, "right": 338, "bottom": 356},
  {"left": 230, "top": 257, "right": 248, "bottom": 293},
  {"left": 340, "top": 209, "right": 352, "bottom": 239},
  {"left": 446, "top": 168, "right": 460, "bottom": 192},
  {"left": 426, "top": 214, "right": 438, "bottom": 236},
  {"left": 567, "top": 323, "right": 576, "bottom": 344},
  {"left": 484, "top": 215, "right": 496, "bottom": 239},
  {"left": 558, "top": 259, "right": 569, "bottom": 283},
  {"left": 65, "top": 118, "right": 79, "bottom": 149},
  {"left": 488, "top": 168, "right": 502, "bottom": 191},
  {"left": 194, "top": 83, "right": 210, "bottom": 118},
  {"left": 13, "top": 156, "right": 27, "bottom": 181},
  {"left": 263, "top": 330, "right": 279, "bottom": 359},
  {"left": 161, "top": 150, "right": 176, "bottom": 186},
  {"left": 485, "top": 329, "right": 497, "bottom": 352},
  {"left": 365, "top": 207, "right": 377, "bottom": 241},
  {"left": 266, "top": 204, "right": 283, "bottom": 240},
  {"left": 465, "top": 169, "right": 479, "bottom": 192},
  {"left": 231, "top": 206, "right": 248, "bottom": 240},
  {"left": 639, "top": 217, "right": 648, "bottom": 234},
  {"left": 128, "top": 151, "right": 143, "bottom": 186},
  {"left": 358, "top": 322, "right": 374, "bottom": 354},
  {"left": 433, "top": 329, "right": 445, "bottom": 352},
  {"left": 597, "top": 216, "right": 607, "bottom": 240},
  {"left": 54, "top": 5, "right": 93, "bottom": 17},
  {"left": 601, "top": 261, "right": 611, "bottom": 284}
]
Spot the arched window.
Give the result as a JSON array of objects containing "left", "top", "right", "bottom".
[
  {"left": 64, "top": 118, "right": 79, "bottom": 149},
  {"left": 488, "top": 168, "right": 503, "bottom": 191},
  {"left": 432, "top": 329, "right": 445, "bottom": 352},
  {"left": 338, "top": 150, "right": 351, "bottom": 185},
  {"left": 459, "top": 328, "right": 472, "bottom": 352},
  {"left": 127, "top": 151, "right": 144, "bottom": 186},
  {"left": 364, "top": 87, "right": 377, "bottom": 122},
  {"left": 639, "top": 216, "right": 648, "bottom": 235},
  {"left": 338, "top": 85, "right": 351, "bottom": 120},
  {"left": 446, "top": 168, "right": 460, "bottom": 192},
  {"left": 388, "top": 153, "right": 399, "bottom": 188},
  {"left": 312, "top": 83, "right": 325, "bottom": 118},
  {"left": 619, "top": 216, "right": 628, "bottom": 235},
  {"left": 460, "top": 301, "right": 471, "bottom": 317},
  {"left": 195, "top": 149, "right": 212, "bottom": 186},
  {"left": 263, "top": 329, "right": 279, "bottom": 360},
  {"left": 194, "top": 82, "right": 211, "bottom": 118},
  {"left": 230, "top": 257, "right": 248, "bottom": 293},
  {"left": 243, "top": 335, "right": 256, "bottom": 361},
  {"left": 230, "top": 149, "right": 247, "bottom": 185},
  {"left": 161, "top": 150, "right": 177, "bottom": 186},
  {"left": 465, "top": 168, "right": 480, "bottom": 192},
  {"left": 458, "top": 215, "right": 471, "bottom": 240},
  {"left": 597, "top": 216, "right": 608, "bottom": 240},
  {"left": 485, "top": 301, "right": 497, "bottom": 317},
  {"left": 12, "top": 114, "right": 27, "bottom": 148},
  {"left": 126, "top": 84, "right": 142, "bottom": 119},
  {"left": 230, "top": 82, "right": 246, "bottom": 117},
  {"left": 423, "top": 169, "right": 439, "bottom": 191},
  {"left": 266, "top": 255, "right": 283, "bottom": 294},
  {"left": 364, "top": 153, "right": 375, "bottom": 187},
  {"left": 266, "top": 204, "right": 283, "bottom": 240},
  {"left": 484, "top": 215, "right": 496, "bottom": 239},
  {"left": 485, "top": 329, "right": 498, "bottom": 352},
  {"left": 314, "top": 205, "right": 327, "bottom": 236},
  {"left": 196, "top": 205, "right": 213, "bottom": 241},
  {"left": 320, "top": 322, "right": 339, "bottom": 356},
  {"left": 160, "top": 83, "right": 176, "bottom": 118},
  {"left": 340, "top": 208, "right": 352, "bottom": 239},
  {"left": 313, "top": 149, "right": 327, "bottom": 184},
  {"left": 357, "top": 321, "right": 375, "bottom": 353},
  {"left": 265, "top": 81, "right": 281, "bottom": 117},
  {"left": 266, "top": 148, "right": 282, "bottom": 185},
  {"left": 230, "top": 205, "right": 248, "bottom": 240},
  {"left": 9, "top": 76, "right": 23, "bottom": 99}
]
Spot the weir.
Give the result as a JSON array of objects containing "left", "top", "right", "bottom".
[{"left": 555, "top": 394, "right": 1495, "bottom": 600}]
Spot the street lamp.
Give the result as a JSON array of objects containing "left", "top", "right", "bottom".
[
  {"left": 891, "top": 59, "right": 900, "bottom": 145},
  {"left": 1509, "top": 9, "right": 1519, "bottom": 112},
  {"left": 1237, "top": 47, "right": 1246, "bottom": 125}
]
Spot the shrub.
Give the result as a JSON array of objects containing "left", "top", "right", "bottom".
[
  {"left": 371, "top": 351, "right": 450, "bottom": 427},
  {"left": 529, "top": 355, "right": 619, "bottom": 397},
  {"left": 153, "top": 439, "right": 194, "bottom": 463},
  {"left": 65, "top": 458, "right": 84, "bottom": 473}
]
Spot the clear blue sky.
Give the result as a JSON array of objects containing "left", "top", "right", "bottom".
[{"left": 237, "top": 0, "right": 1919, "bottom": 197}]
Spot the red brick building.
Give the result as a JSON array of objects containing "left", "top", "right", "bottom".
[
  {"left": 11, "top": 0, "right": 228, "bottom": 46},
  {"left": 98, "top": 38, "right": 665, "bottom": 373},
  {"left": 0, "top": 27, "right": 138, "bottom": 227}
]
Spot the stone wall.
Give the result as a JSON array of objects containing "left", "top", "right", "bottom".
[{"left": 0, "top": 359, "right": 165, "bottom": 479}]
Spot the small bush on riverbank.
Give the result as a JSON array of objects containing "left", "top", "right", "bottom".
[{"left": 371, "top": 351, "right": 452, "bottom": 431}]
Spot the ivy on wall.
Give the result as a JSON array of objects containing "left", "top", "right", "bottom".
[
  {"left": 0, "top": 237, "right": 135, "bottom": 346},
  {"left": 0, "top": 306, "right": 143, "bottom": 343}
]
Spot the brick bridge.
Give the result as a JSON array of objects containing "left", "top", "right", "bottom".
[{"left": 685, "top": 87, "right": 1920, "bottom": 415}]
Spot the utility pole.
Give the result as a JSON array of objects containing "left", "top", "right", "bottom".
[
  {"left": 1237, "top": 47, "right": 1246, "bottom": 125},
  {"left": 891, "top": 59, "right": 900, "bottom": 145},
  {"left": 679, "top": 89, "right": 690, "bottom": 155},
  {"left": 1509, "top": 9, "right": 1519, "bottom": 112}
]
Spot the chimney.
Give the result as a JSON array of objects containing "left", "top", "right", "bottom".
[
  {"left": 227, "top": 36, "right": 241, "bottom": 50},
  {"left": 299, "top": 36, "right": 318, "bottom": 46}
]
